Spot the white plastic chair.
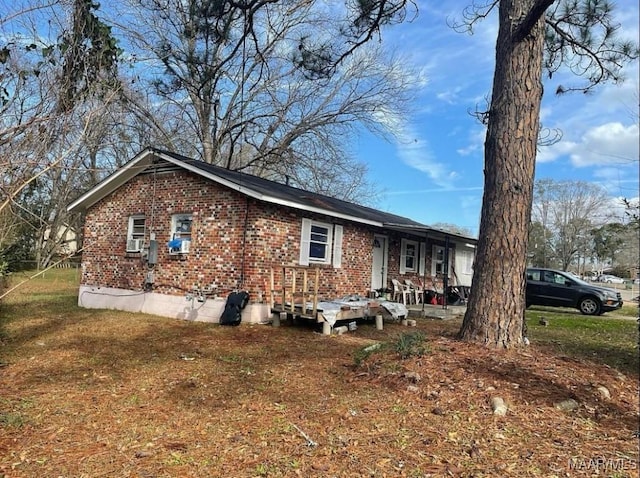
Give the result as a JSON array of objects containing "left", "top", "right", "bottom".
[
  {"left": 404, "top": 279, "right": 424, "bottom": 304},
  {"left": 391, "top": 279, "right": 412, "bottom": 305}
]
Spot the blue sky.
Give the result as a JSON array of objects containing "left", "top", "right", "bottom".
[{"left": 357, "top": 1, "right": 639, "bottom": 236}]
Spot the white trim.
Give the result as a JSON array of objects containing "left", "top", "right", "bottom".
[
  {"left": 371, "top": 234, "right": 388, "bottom": 290},
  {"left": 309, "top": 221, "right": 333, "bottom": 264},
  {"left": 127, "top": 215, "right": 145, "bottom": 240},
  {"left": 160, "top": 153, "right": 384, "bottom": 227},
  {"left": 171, "top": 213, "right": 193, "bottom": 240},
  {"left": 431, "top": 244, "right": 453, "bottom": 277},
  {"left": 66, "top": 149, "right": 478, "bottom": 245},
  {"left": 332, "top": 225, "right": 343, "bottom": 268},
  {"left": 299, "top": 218, "right": 312, "bottom": 266},
  {"left": 299, "top": 219, "right": 343, "bottom": 267},
  {"left": 400, "top": 238, "right": 419, "bottom": 275},
  {"left": 67, "top": 149, "right": 384, "bottom": 228},
  {"left": 67, "top": 149, "right": 156, "bottom": 212},
  {"left": 299, "top": 219, "right": 333, "bottom": 265}
]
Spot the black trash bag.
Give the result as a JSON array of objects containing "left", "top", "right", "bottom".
[{"left": 219, "top": 291, "right": 250, "bottom": 326}]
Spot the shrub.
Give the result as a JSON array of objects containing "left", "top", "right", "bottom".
[
  {"left": 394, "top": 331, "right": 429, "bottom": 359},
  {"left": 353, "top": 342, "right": 384, "bottom": 367}
]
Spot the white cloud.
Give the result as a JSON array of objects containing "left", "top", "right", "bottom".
[
  {"left": 570, "top": 123, "right": 639, "bottom": 167},
  {"left": 437, "top": 87, "right": 464, "bottom": 104},
  {"left": 394, "top": 131, "right": 452, "bottom": 186},
  {"left": 536, "top": 122, "right": 639, "bottom": 167},
  {"left": 536, "top": 140, "right": 577, "bottom": 163},
  {"left": 457, "top": 128, "right": 486, "bottom": 156},
  {"left": 377, "top": 0, "right": 637, "bottom": 223}
]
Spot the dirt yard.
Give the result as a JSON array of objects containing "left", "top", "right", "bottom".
[{"left": 0, "top": 274, "right": 638, "bottom": 477}]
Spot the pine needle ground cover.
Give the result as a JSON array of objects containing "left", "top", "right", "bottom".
[{"left": 1, "top": 270, "right": 638, "bottom": 477}]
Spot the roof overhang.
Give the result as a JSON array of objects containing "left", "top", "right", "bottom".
[
  {"left": 67, "top": 148, "right": 157, "bottom": 213},
  {"left": 67, "top": 147, "right": 477, "bottom": 244},
  {"left": 67, "top": 148, "right": 386, "bottom": 228},
  {"left": 382, "top": 223, "right": 477, "bottom": 243}
]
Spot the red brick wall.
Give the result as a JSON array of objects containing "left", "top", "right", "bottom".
[{"left": 81, "top": 170, "right": 395, "bottom": 301}]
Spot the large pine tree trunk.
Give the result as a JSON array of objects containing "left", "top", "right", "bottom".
[{"left": 458, "top": 0, "right": 546, "bottom": 347}]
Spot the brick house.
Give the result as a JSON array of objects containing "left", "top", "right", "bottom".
[{"left": 67, "top": 148, "right": 477, "bottom": 323}]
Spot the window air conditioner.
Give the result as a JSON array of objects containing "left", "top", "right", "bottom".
[
  {"left": 126, "top": 238, "right": 144, "bottom": 252},
  {"left": 169, "top": 239, "right": 191, "bottom": 255}
]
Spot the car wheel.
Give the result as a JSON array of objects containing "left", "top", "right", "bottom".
[{"left": 579, "top": 296, "right": 601, "bottom": 316}]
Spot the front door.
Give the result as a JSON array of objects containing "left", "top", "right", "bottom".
[{"left": 371, "top": 235, "right": 388, "bottom": 292}]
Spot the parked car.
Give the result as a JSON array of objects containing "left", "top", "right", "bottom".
[
  {"left": 526, "top": 268, "right": 623, "bottom": 315},
  {"left": 597, "top": 274, "right": 625, "bottom": 284}
]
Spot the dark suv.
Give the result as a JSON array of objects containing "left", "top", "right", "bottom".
[{"left": 526, "top": 268, "right": 623, "bottom": 315}]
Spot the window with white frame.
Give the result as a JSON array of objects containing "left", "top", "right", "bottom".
[
  {"left": 171, "top": 213, "right": 193, "bottom": 241},
  {"left": 299, "top": 218, "right": 343, "bottom": 267},
  {"left": 128, "top": 215, "right": 145, "bottom": 240},
  {"left": 126, "top": 215, "right": 146, "bottom": 252},
  {"left": 460, "top": 249, "right": 474, "bottom": 275},
  {"left": 400, "top": 239, "right": 419, "bottom": 273},
  {"left": 432, "top": 245, "right": 453, "bottom": 277}
]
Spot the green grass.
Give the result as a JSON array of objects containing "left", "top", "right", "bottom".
[
  {"left": 2, "top": 269, "right": 638, "bottom": 377},
  {"left": 0, "top": 268, "right": 81, "bottom": 353},
  {"left": 525, "top": 306, "right": 639, "bottom": 375},
  {"left": 614, "top": 303, "right": 640, "bottom": 318}
]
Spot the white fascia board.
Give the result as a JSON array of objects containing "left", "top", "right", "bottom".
[
  {"left": 262, "top": 196, "right": 384, "bottom": 227},
  {"left": 157, "top": 151, "right": 385, "bottom": 228},
  {"left": 68, "top": 148, "right": 386, "bottom": 228},
  {"left": 157, "top": 151, "right": 268, "bottom": 203},
  {"left": 67, "top": 149, "right": 155, "bottom": 212},
  {"left": 384, "top": 222, "right": 478, "bottom": 242}
]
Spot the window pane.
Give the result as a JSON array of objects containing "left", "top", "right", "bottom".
[
  {"left": 405, "top": 256, "right": 415, "bottom": 270},
  {"left": 309, "top": 225, "right": 329, "bottom": 260},
  {"left": 404, "top": 242, "right": 417, "bottom": 271},
  {"left": 310, "top": 242, "right": 326, "bottom": 259},
  {"left": 176, "top": 218, "right": 192, "bottom": 233},
  {"left": 310, "top": 233, "right": 327, "bottom": 242},
  {"left": 310, "top": 226, "right": 328, "bottom": 241},
  {"left": 173, "top": 214, "right": 193, "bottom": 240},
  {"left": 132, "top": 218, "right": 145, "bottom": 235}
]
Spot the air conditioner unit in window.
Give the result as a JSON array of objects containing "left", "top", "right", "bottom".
[
  {"left": 169, "top": 239, "right": 191, "bottom": 255},
  {"left": 126, "top": 238, "right": 144, "bottom": 252}
]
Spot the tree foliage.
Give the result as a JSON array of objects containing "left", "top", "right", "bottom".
[
  {"left": 530, "top": 178, "right": 609, "bottom": 271},
  {"left": 0, "top": 0, "right": 419, "bottom": 269},
  {"left": 0, "top": 1, "right": 126, "bottom": 269},
  {"left": 118, "top": 0, "right": 417, "bottom": 201},
  {"left": 590, "top": 222, "right": 624, "bottom": 263}
]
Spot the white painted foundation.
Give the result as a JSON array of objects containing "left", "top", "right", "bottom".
[{"left": 77, "top": 285, "right": 270, "bottom": 324}]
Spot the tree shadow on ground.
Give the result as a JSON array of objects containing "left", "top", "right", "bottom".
[{"left": 456, "top": 352, "right": 638, "bottom": 434}]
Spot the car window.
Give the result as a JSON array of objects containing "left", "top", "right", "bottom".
[
  {"left": 542, "top": 271, "right": 567, "bottom": 285},
  {"left": 527, "top": 270, "right": 540, "bottom": 281}
]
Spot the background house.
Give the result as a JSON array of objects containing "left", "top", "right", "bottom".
[{"left": 67, "top": 148, "right": 477, "bottom": 324}]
